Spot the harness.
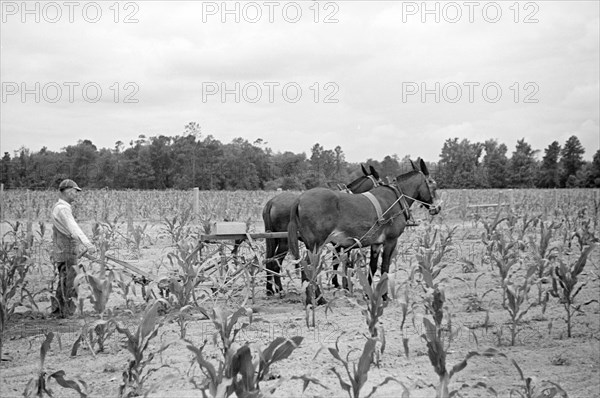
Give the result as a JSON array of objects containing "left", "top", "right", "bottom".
[
  {"left": 338, "top": 174, "right": 381, "bottom": 194},
  {"left": 361, "top": 183, "right": 412, "bottom": 225}
]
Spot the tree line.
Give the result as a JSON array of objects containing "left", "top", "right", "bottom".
[{"left": 1, "top": 122, "right": 598, "bottom": 190}]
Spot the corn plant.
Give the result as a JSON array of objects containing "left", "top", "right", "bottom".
[
  {"left": 415, "top": 225, "right": 456, "bottom": 330},
  {"left": 489, "top": 233, "right": 521, "bottom": 307},
  {"left": 503, "top": 269, "right": 536, "bottom": 346},
  {"left": 356, "top": 269, "right": 388, "bottom": 364},
  {"left": 165, "top": 241, "right": 204, "bottom": 308},
  {"left": 550, "top": 243, "right": 598, "bottom": 338},
  {"left": 479, "top": 209, "right": 508, "bottom": 257},
  {"left": 199, "top": 306, "right": 252, "bottom": 356},
  {"left": 509, "top": 359, "right": 568, "bottom": 398},
  {"left": 23, "top": 332, "right": 88, "bottom": 398},
  {"left": 529, "top": 220, "right": 560, "bottom": 307},
  {"left": 71, "top": 318, "right": 116, "bottom": 355},
  {"left": 454, "top": 274, "right": 495, "bottom": 313},
  {"left": 115, "top": 299, "right": 172, "bottom": 398},
  {"left": 300, "top": 248, "right": 328, "bottom": 326},
  {"left": 389, "top": 281, "right": 416, "bottom": 358},
  {"left": 162, "top": 206, "right": 195, "bottom": 245},
  {"left": 321, "top": 335, "right": 403, "bottom": 398},
  {"left": 187, "top": 335, "right": 304, "bottom": 398},
  {"left": 0, "top": 234, "right": 33, "bottom": 360},
  {"left": 421, "top": 317, "right": 504, "bottom": 398}
]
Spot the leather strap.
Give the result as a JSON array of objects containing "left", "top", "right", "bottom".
[{"left": 361, "top": 192, "right": 384, "bottom": 223}]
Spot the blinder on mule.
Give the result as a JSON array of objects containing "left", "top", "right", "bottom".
[{"left": 424, "top": 175, "right": 442, "bottom": 215}]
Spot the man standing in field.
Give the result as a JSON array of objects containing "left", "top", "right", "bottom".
[{"left": 51, "top": 179, "right": 96, "bottom": 317}]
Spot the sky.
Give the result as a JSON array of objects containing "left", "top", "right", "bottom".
[{"left": 1, "top": 0, "right": 599, "bottom": 163}]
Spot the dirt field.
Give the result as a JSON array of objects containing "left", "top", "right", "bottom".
[{"left": 1, "top": 208, "right": 599, "bottom": 398}]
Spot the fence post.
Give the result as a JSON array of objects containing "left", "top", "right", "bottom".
[
  {"left": 0, "top": 183, "right": 4, "bottom": 223},
  {"left": 508, "top": 189, "right": 514, "bottom": 212},
  {"left": 0, "top": 183, "right": 4, "bottom": 236},
  {"left": 193, "top": 187, "right": 199, "bottom": 215},
  {"left": 26, "top": 189, "right": 33, "bottom": 248}
]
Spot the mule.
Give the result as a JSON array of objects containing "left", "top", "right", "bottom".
[
  {"left": 262, "top": 165, "right": 382, "bottom": 295},
  {"left": 288, "top": 158, "right": 441, "bottom": 304}
]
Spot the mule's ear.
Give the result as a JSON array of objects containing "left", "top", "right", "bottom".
[
  {"left": 410, "top": 159, "right": 419, "bottom": 172},
  {"left": 361, "top": 164, "right": 368, "bottom": 176},
  {"left": 420, "top": 159, "right": 430, "bottom": 176},
  {"left": 369, "top": 165, "right": 380, "bottom": 179}
]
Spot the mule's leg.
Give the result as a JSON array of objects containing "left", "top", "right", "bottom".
[
  {"left": 272, "top": 238, "right": 287, "bottom": 293},
  {"left": 331, "top": 247, "right": 342, "bottom": 289},
  {"left": 379, "top": 240, "right": 398, "bottom": 300},
  {"left": 368, "top": 244, "right": 382, "bottom": 285},
  {"left": 265, "top": 238, "right": 277, "bottom": 296}
]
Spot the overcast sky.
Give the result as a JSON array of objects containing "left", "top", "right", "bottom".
[{"left": 1, "top": 1, "right": 598, "bottom": 163}]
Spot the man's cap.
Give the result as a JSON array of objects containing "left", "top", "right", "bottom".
[{"left": 59, "top": 179, "right": 82, "bottom": 191}]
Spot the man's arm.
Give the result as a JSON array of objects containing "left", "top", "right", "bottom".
[{"left": 56, "top": 207, "right": 94, "bottom": 249}]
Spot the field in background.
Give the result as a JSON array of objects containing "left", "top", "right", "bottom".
[{"left": 1, "top": 188, "right": 599, "bottom": 398}]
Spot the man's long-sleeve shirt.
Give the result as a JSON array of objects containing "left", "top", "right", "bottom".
[{"left": 52, "top": 199, "right": 93, "bottom": 262}]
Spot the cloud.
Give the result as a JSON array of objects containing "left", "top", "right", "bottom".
[{"left": 1, "top": 1, "right": 598, "bottom": 161}]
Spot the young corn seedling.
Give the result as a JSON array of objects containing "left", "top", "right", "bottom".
[
  {"left": 165, "top": 240, "right": 204, "bottom": 308},
  {"left": 550, "top": 243, "right": 598, "bottom": 338},
  {"left": 391, "top": 282, "right": 416, "bottom": 358},
  {"left": 415, "top": 225, "right": 456, "bottom": 330},
  {"left": 0, "top": 235, "right": 33, "bottom": 360},
  {"left": 199, "top": 306, "right": 252, "bottom": 357},
  {"left": 454, "top": 273, "right": 495, "bottom": 313},
  {"left": 23, "top": 332, "right": 88, "bottom": 398},
  {"left": 421, "top": 317, "right": 505, "bottom": 398},
  {"left": 529, "top": 221, "right": 560, "bottom": 308},
  {"left": 71, "top": 318, "right": 116, "bottom": 356},
  {"left": 161, "top": 206, "right": 195, "bottom": 245},
  {"left": 320, "top": 334, "right": 403, "bottom": 398},
  {"left": 300, "top": 248, "right": 328, "bottom": 326},
  {"left": 489, "top": 233, "right": 520, "bottom": 307},
  {"left": 357, "top": 269, "right": 388, "bottom": 364},
  {"left": 503, "top": 268, "right": 536, "bottom": 346},
  {"left": 115, "top": 299, "right": 172, "bottom": 398},
  {"left": 187, "top": 335, "right": 305, "bottom": 398},
  {"left": 510, "top": 359, "right": 568, "bottom": 398}
]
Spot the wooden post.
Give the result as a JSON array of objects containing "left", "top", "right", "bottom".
[
  {"left": 0, "top": 183, "right": 4, "bottom": 236},
  {"left": 508, "top": 189, "right": 514, "bottom": 212},
  {"left": 193, "top": 187, "right": 199, "bottom": 215},
  {"left": 0, "top": 183, "right": 4, "bottom": 223},
  {"left": 26, "top": 189, "right": 33, "bottom": 248}
]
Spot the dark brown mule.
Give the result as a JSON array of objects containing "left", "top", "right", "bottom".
[
  {"left": 288, "top": 159, "right": 441, "bottom": 304},
  {"left": 262, "top": 165, "right": 382, "bottom": 295}
]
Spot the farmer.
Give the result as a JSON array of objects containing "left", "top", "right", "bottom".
[{"left": 51, "top": 179, "right": 96, "bottom": 317}]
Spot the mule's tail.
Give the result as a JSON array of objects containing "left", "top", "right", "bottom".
[
  {"left": 288, "top": 200, "right": 301, "bottom": 259},
  {"left": 262, "top": 200, "right": 277, "bottom": 263}
]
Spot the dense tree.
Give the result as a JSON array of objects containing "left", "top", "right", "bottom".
[
  {"left": 438, "top": 138, "right": 483, "bottom": 188},
  {"left": 537, "top": 141, "right": 561, "bottom": 188},
  {"left": 560, "top": 135, "right": 585, "bottom": 187},
  {"left": 587, "top": 149, "right": 600, "bottom": 187},
  {"left": 509, "top": 139, "right": 538, "bottom": 188},
  {"left": 482, "top": 140, "right": 509, "bottom": 188},
  {"left": 2, "top": 128, "right": 594, "bottom": 190}
]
